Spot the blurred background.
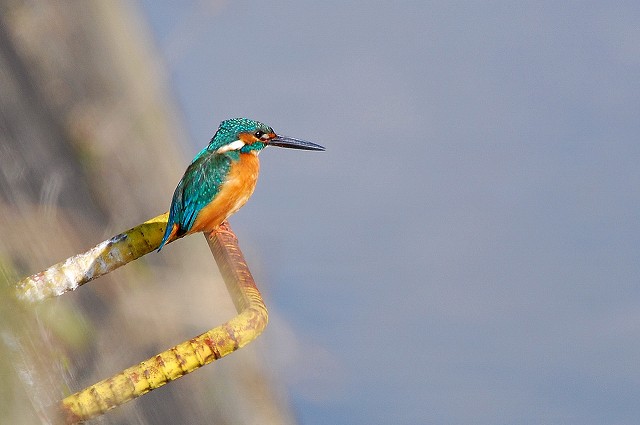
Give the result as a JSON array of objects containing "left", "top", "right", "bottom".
[{"left": 1, "top": 1, "right": 639, "bottom": 424}]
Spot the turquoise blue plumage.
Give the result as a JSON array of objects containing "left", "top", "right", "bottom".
[{"left": 158, "top": 118, "right": 325, "bottom": 251}]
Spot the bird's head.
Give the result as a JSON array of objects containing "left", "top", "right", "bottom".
[{"left": 208, "top": 118, "right": 325, "bottom": 155}]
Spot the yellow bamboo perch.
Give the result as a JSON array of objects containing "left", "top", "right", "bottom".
[
  {"left": 14, "top": 216, "right": 268, "bottom": 424},
  {"left": 15, "top": 213, "right": 170, "bottom": 303}
]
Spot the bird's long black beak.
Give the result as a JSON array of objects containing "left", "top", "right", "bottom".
[{"left": 268, "top": 135, "right": 325, "bottom": 151}]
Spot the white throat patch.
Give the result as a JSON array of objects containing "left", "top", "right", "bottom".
[{"left": 216, "top": 140, "right": 245, "bottom": 154}]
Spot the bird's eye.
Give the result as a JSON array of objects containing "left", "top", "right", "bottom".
[{"left": 254, "top": 131, "right": 264, "bottom": 139}]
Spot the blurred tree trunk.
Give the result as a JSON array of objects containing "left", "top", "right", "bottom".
[{"left": 0, "top": 2, "right": 295, "bottom": 424}]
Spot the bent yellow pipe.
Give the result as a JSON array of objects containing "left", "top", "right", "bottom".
[{"left": 15, "top": 216, "right": 268, "bottom": 423}]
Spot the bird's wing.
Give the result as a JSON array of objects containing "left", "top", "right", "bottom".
[
  {"left": 179, "top": 153, "right": 233, "bottom": 232},
  {"left": 158, "top": 152, "right": 233, "bottom": 250}
]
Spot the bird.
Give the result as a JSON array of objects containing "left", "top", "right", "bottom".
[{"left": 157, "top": 118, "right": 325, "bottom": 251}]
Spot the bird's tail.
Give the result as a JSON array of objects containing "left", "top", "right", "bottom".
[{"left": 157, "top": 223, "right": 179, "bottom": 252}]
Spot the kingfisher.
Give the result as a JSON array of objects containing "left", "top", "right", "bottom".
[{"left": 157, "top": 118, "right": 325, "bottom": 251}]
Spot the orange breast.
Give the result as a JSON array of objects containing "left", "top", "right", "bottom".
[{"left": 190, "top": 152, "right": 260, "bottom": 233}]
